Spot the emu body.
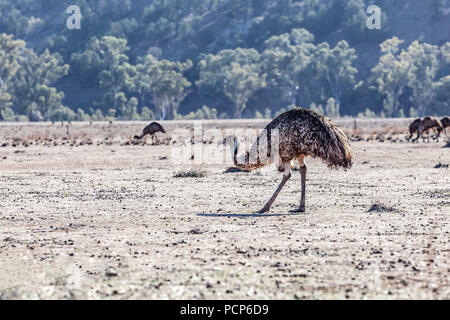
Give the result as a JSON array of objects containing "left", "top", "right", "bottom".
[
  {"left": 441, "top": 117, "right": 450, "bottom": 135},
  {"left": 407, "top": 118, "right": 422, "bottom": 142},
  {"left": 134, "top": 122, "right": 166, "bottom": 143},
  {"left": 413, "top": 117, "right": 444, "bottom": 143},
  {"left": 229, "top": 109, "right": 353, "bottom": 213}
]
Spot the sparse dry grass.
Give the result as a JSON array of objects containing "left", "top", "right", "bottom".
[
  {"left": 368, "top": 201, "right": 399, "bottom": 213},
  {"left": 0, "top": 119, "right": 448, "bottom": 300},
  {"left": 174, "top": 169, "right": 207, "bottom": 178}
]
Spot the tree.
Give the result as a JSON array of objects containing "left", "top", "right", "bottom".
[
  {"left": 314, "top": 40, "right": 357, "bottom": 113},
  {"left": 121, "top": 96, "right": 140, "bottom": 120},
  {"left": 438, "top": 42, "right": 450, "bottom": 78},
  {"left": 0, "top": 33, "right": 25, "bottom": 119},
  {"left": 72, "top": 36, "right": 138, "bottom": 116},
  {"left": 9, "top": 47, "right": 69, "bottom": 121},
  {"left": 261, "top": 29, "right": 357, "bottom": 113},
  {"left": 371, "top": 37, "right": 410, "bottom": 117},
  {"left": 92, "top": 37, "right": 136, "bottom": 114},
  {"left": 405, "top": 41, "right": 440, "bottom": 116},
  {"left": 261, "top": 29, "right": 315, "bottom": 106},
  {"left": 433, "top": 75, "right": 450, "bottom": 115},
  {"left": 372, "top": 38, "right": 441, "bottom": 117},
  {"left": 136, "top": 54, "right": 192, "bottom": 120},
  {"left": 197, "top": 48, "right": 266, "bottom": 118}
]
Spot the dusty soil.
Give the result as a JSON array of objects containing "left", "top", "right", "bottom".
[{"left": 0, "top": 120, "right": 448, "bottom": 300}]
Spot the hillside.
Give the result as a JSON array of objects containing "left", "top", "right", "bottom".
[{"left": 0, "top": 0, "right": 449, "bottom": 120}]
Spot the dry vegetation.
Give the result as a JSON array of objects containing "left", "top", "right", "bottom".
[{"left": 0, "top": 119, "right": 448, "bottom": 300}]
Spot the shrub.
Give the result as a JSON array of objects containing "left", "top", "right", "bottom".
[
  {"left": 174, "top": 169, "right": 207, "bottom": 178},
  {"left": 368, "top": 201, "right": 398, "bottom": 213}
]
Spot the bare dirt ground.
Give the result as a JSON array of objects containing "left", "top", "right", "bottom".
[{"left": 0, "top": 119, "right": 448, "bottom": 300}]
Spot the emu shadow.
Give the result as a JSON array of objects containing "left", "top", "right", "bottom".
[{"left": 197, "top": 212, "right": 301, "bottom": 218}]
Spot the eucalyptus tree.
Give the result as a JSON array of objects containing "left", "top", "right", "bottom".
[
  {"left": 197, "top": 48, "right": 266, "bottom": 118},
  {"left": 9, "top": 48, "right": 69, "bottom": 121},
  {"left": 261, "top": 28, "right": 315, "bottom": 106},
  {"left": 371, "top": 37, "right": 410, "bottom": 117},
  {"left": 313, "top": 40, "right": 357, "bottom": 115},
  {"left": 136, "top": 54, "right": 192, "bottom": 120},
  {"left": 0, "top": 34, "right": 25, "bottom": 118},
  {"left": 372, "top": 38, "right": 441, "bottom": 117}
]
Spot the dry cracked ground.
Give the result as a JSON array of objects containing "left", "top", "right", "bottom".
[{"left": 0, "top": 120, "right": 448, "bottom": 300}]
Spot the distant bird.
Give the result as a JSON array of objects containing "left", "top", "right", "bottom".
[
  {"left": 413, "top": 117, "right": 443, "bottom": 143},
  {"left": 228, "top": 109, "right": 353, "bottom": 213},
  {"left": 440, "top": 116, "right": 450, "bottom": 134},
  {"left": 407, "top": 118, "right": 422, "bottom": 142},
  {"left": 134, "top": 122, "right": 166, "bottom": 143}
]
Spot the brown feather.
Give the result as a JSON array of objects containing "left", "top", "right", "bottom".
[
  {"left": 135, "top": 122, "right": 166, "bottom": 140},
  {"left": 233, "top": 108, "right": 354, "bottom": 171}
]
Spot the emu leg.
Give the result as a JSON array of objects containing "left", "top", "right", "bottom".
[
  {"left": 434, "top": 129, "right": 440, "bottom": 142},
  {"left": 257, "top": 164, "right": 291, "bottom": 214},
  {"left": 290, "top": 157, "right": 307, "bottom": 213},
  {"left": 413, "top": 129, "right": 421, "bottom": 143},
  {"left": 407, "top": 132, "right": 413, "bottom": 141}
]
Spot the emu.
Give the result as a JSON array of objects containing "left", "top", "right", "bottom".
[
  {"left": 134, "top": 122, "right": 166, "bottom": 143},
  {"left": 441, "top": 117, "right": 450, "bottom": 135},
  {"left": 407, "top": 118, "right": 422, "bottom": 142},
  {"left": 229, "top": 109, "right": 353, "bottom": 213},
  {"left": 413, "top": 117, "right": 444, "bottom": 143}
]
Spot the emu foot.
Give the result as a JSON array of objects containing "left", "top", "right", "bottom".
[
  {"left": 289, "top": 206, "right": 305, "bottom": 213},
  {"left": 256, "top": 206, "right": 271, "bottom": 214}
]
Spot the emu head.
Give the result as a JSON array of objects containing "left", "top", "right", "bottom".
[
  {"left": 225, "top": 136, "right": 239, "bottom": 159},
  {"left": 225, "top": 135, "right": 250, "bottom": 168}
]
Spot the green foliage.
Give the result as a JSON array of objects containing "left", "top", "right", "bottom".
[
  {"left": 325, "top": 98, "right": 340, "bottom": 118},
  {"left": 0, "top": 107, "right": 17, "bottom": 121},
  {"left": 0, "top": 33, "right": 25, "bottom": 118},
  {"left": 357, "top": 108, "right": 377, "bottom": 119},
  {"left": 49, "top": 105, "right": 76, "bottom": 122},
  {"left": 136, "top": 54, "right": 192, "bottom": 120},
  {"left": 76, "top": 108, "right": 91, "bottom": 121},
  {"left": 262, "top": 28, "right": 315, "bottom": 106},
  {"left": 313, "top": 40, "right": 357, "bottom": 110},
  {"left": 255, "top": 108, "right": 272, "bottom": 119},
  {"left": 433, "top": 75, "right": 450, "bottom": 115},
  {"left": 175, "top": 106, "right": 218, "bottom": 120},
  {"left": 5, "top": 44, "right": 69, "bottom": 121},
  {"left": 261, "top": 29, "right": 357, "bottom": 112},
  {"left": 140, "top": 106, "right": 155, "bottom": 121},
  {"left": 309, "top": 103, "right": 324, "bottom": 115},
  {"left": 0, "top": 1, "right": 449, "bottom": 121},
  {"left": 372, "top": 38, "right": 442, "bottom": 117},
  {"left": 198, "top": 48, "right": 266, "bottom": 118}
]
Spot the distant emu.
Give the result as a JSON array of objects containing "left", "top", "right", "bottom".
[
  {"left": 228, "top": 109, "right": 353, "bottom": 213},
  {"left": 134, "top": 122, "right": 166, "bottom": 143},
  {"left": 413, "top": 117, "right": 444, "bottom": 143},
  {"left": 441, "top": 116, "right": 450, "bottom": 134},
  {"left": 407, "top": 118, "right": 422, "bottom": 142}
]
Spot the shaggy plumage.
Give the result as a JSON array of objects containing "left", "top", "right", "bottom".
[
  {"left": 134, "top": 122, "right": 166, "bottom": 140},
  {"left": 229, "top": 108, "right": 353, "bottom": 213},
  {"left": 413, "top": 117, "right": 444, "bottom": 143},
  {"left": 441, "top": 116, "right": 450, "bottom": 134},
  {"left": 407, "top": 118, "right": 422, "bottom": 142}
]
